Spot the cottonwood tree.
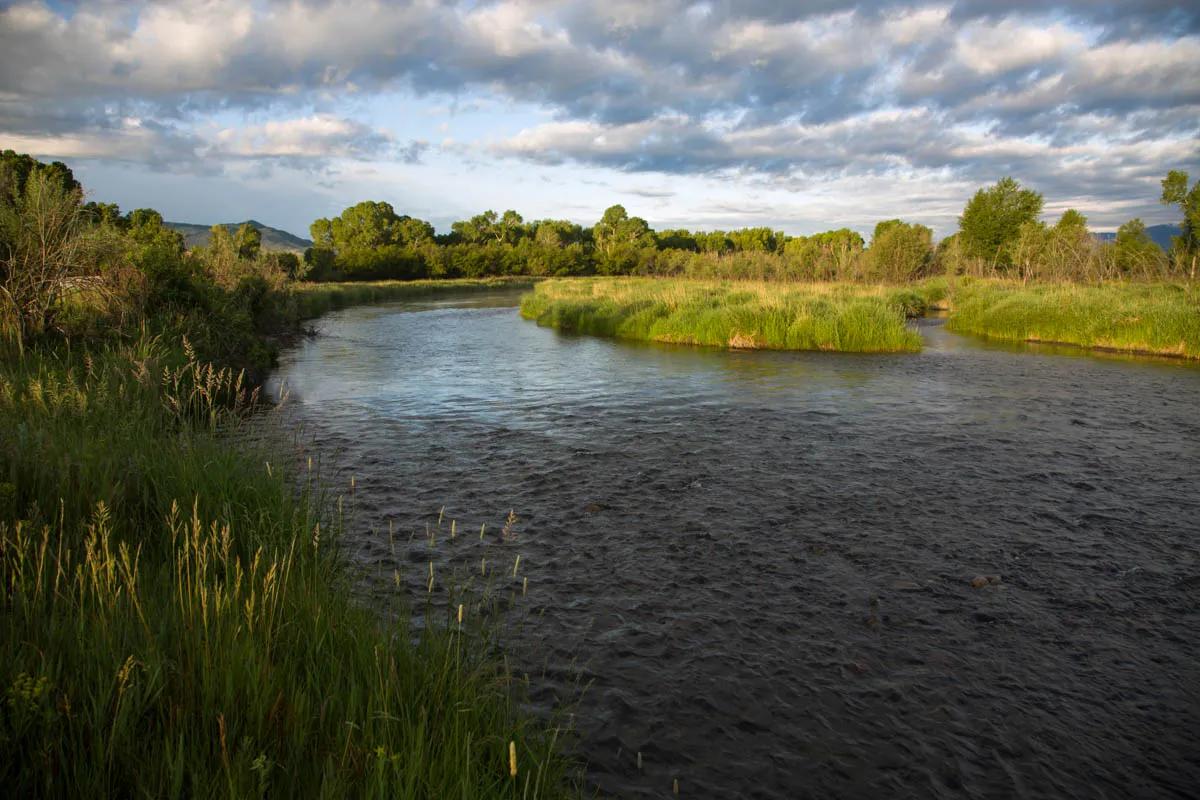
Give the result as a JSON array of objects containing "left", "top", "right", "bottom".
[
  {"left": 958, "top": 177, "right": 1044, "bottom": 268},
  {"left": 865, "top": 219, "right": 933, "bottom": 281},
  {"left": 1160, "top": 170, "right": 1199, "bottom": 278},
  {"left": 1113, "top": 219, "right": 1166, "bottom": 278}
]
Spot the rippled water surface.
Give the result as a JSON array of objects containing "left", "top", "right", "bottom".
[{"left": 268, "top": 290, "right": 1200, "bottom": 798}]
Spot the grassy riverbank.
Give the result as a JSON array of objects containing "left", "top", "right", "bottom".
[
  {"left": 0, "top": 336, "right": 573, "bottom": 797},
  {"left": 293, "top": 276, "right": 537, "bottom": 320},
  {"left": 945, "top": 281, "right": 1200, "bottom": 359},
  {"left": 519, "top": 278, "right": 942, "bottom": 353}
]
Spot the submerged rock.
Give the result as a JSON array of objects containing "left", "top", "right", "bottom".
[{"left": 970, "top": 574, "right": 1003, "bottom": 588}]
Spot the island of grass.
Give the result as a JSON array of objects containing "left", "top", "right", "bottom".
[
  {"left": 520, "top": 277, "right": 1200, "bottom": 361},
  {"left": 945, "top": 280, "right": 1200, "bottom": 359},
  {"left": 518, "top": 278, "right": 944, "bottom": 353}
]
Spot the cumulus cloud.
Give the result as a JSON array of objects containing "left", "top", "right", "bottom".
[{"left": 0, "top": 0, "right": 1196, "bottom": 225}]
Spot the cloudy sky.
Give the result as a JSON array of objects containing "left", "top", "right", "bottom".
[{"left": 2, "top": 0, "right": 1197, "bottom": 239}]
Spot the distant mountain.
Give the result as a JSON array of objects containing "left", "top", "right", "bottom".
[
  {"left": 166, "top": 220, "right": 312, "bottom": 252},
  {"left": 1095, "top": 223, "right": 1180, "bottom": 252}
]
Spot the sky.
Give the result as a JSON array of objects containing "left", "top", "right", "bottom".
[{"left": 2, "top": 0, "right": 1197, "bottom": 240}]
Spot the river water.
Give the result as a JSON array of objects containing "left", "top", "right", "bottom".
[{"left": 268, "top": 290, "right": 1200, "bottom": 799}]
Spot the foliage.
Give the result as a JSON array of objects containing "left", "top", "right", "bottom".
[
  {"left": 1161, "top": 170, "right": 1199, "bottom": 278},
  {"left": 0, "top": 170, "right": 105, "bottom": 349},
  {"left": 863, "top": 220, "right": 934, "bottom": 282},
  {"left": 958, "top": 177, "right": 1045, "bottom": 266},
  {"left": 1112, "top": 219, "right": 1168, "bottom": 277}
]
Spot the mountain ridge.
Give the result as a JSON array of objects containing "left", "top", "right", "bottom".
[
  {"left": 1095, "top": 223, "right": 1179, "bottom": 252},
  {"left": 166, "top": 220, "right": 312, "bottom": 252}
]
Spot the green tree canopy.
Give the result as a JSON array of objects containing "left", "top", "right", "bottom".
[
  {"left": 1113, "top": 218, "right": 1165, "bottom": 276},
  {"left": 593, "top": 205, "right": 652, "bottom": 256},
  {"left": 1160, "top": 170, "right": 1199, "bottom": 273},
  {"left": 958, "top": 177, "right": 1044, "bottom": 266},
  {"left": 234, "top": 223, "right": 262, "bottom": 260},
  {"left": 0, "top": 149, "right": 80, "bottom": 206},
  {"left": 311, "top": 202, "right": 436, "bottom": 254},
  {"left": 865, "top": 219, "right": 934, "bottom": 281}
]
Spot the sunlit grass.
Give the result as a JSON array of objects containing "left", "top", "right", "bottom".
[
  {"left": 0, "top": 337, "right": 575, "bottom": 798},
  {"left": 519, "top": 277, "right": 936, "bottom": 353},
  {"left": 945, "top": 279, "right": 1200, "bottom": 359}
]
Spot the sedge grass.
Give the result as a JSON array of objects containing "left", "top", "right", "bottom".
[
  {"left": 0, "top": 336, "right": 575, "bottom": 797},
  {"left": 519, "top": 278, "right": 927, "bottom": 353},
  {"left": 945, "top": 280, "right": 1200, "bottom": 359}
]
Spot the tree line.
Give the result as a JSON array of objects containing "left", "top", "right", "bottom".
[
  {"left": 3, "top": 145, "right": 1198, "bottom": 352},
  {"left": 302, "top": 173, "right": 1198, "bottom": 283},
  {"left": 1, "top": 149, "right": 300, "bottom": 360}
]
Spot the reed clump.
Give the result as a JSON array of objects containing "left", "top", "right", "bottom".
[
  {"left": 519, "top": 278, "right": 932, "bottom": 353},
  {"left": 0, "top": 337, "right": 574, "bottom": 797},
  {"left": 945, "top": 280, "right": 1200, "bottom": 359}
]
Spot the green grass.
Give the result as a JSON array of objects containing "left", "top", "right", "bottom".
[
  {"left": 519, "top": 278, "right": 926, "bottom": 353},
  {"left": 945, "top": 280, "right": 1200, "bottom": 359},
  {"left": 0, "top": 337, "right": 575, "bottom": 798},
  {"left": 293, "top": 277, "right": 537, "bottom": 320}
]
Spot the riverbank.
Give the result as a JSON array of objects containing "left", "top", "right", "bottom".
[
  {"left": 293, "top": 276, "right": 538, "bottom": 320},
  {"left": 0, "top": 307, "right": 575, "bottom": 796},
  {"left": 944, "top": 280, "right": 1200, "bottom": 360},
  {"left": 519, "top": 278, "right": 941, "bottom": 353}
]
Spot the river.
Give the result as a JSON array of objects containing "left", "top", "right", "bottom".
[{"left": 267, "top": 289, "right": 1200, "bottom": 799}]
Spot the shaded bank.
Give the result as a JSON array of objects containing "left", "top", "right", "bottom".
[
  {"left": 945, "top": 280, "right": 1200, "bottom": 359},
  {"left": 293, "top": 276, "right": 538, "bottom": 320},
  {"left": 518, "top": 278, "right": 940, "bottom": 353}
]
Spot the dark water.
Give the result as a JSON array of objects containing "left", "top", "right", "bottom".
[{"left": 268, "top": 290, "right": 1200, "bottom": 799}]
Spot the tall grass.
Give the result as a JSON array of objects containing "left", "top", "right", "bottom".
[
  {"left": 0, "top": 337, "right": 574, "bottom": 797},
  {"left": 945, "top": 280, "right": 1200, "bottom": 359},
  {"left": 519, "top": 278, "right": 932, "bottom": 353},
  {"left": 293, "top": 277, "right": 537, "bottom": 321}
]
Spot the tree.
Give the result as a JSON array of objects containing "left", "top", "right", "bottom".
[
  {"left": 592, "top": 205, "right": 652, "bottom": 257},
  {"left": 958, "top": 177, "right": 1044, "bottom": 267},
  {"left": 209, "top": 223, "right": 236, "bottom": 260},
  {"left": 234, "top": 223, "right": 262, "bottom": 260},
  {"left": 533, "top": 219, "right": 585, "bottom": 249},
  {"left": 1160, "top": 170, "right": 1199, "bottom": 277},
  {"left": 0, "top": 149, "right": 80, "bottom": 206},
  {"left": 1113, "top": 218, "right": 1166, "bottom": 277},
  {"left": 83, "top": 201, "right": 126, "bottom": 230},
  {"left": 395, "top": 216, "right": 434, "bottom": 246},
  {"left": 0, "top": 170, "right": 90, "bottom": 347},
  {"left": 310, "top": 217, "right": 334, "bottom": 250},
  {"left": 865, "top": 219, "right": 933, "bottom": 281},
  {"left": 728, "top": 227, "right": 781, "bottom": 252},
  {"left": 498, "top": 210, "right": 525, "bottom": 244},
  {"left": 331, "top": 201, "right": 402, "bottom": 251}
]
